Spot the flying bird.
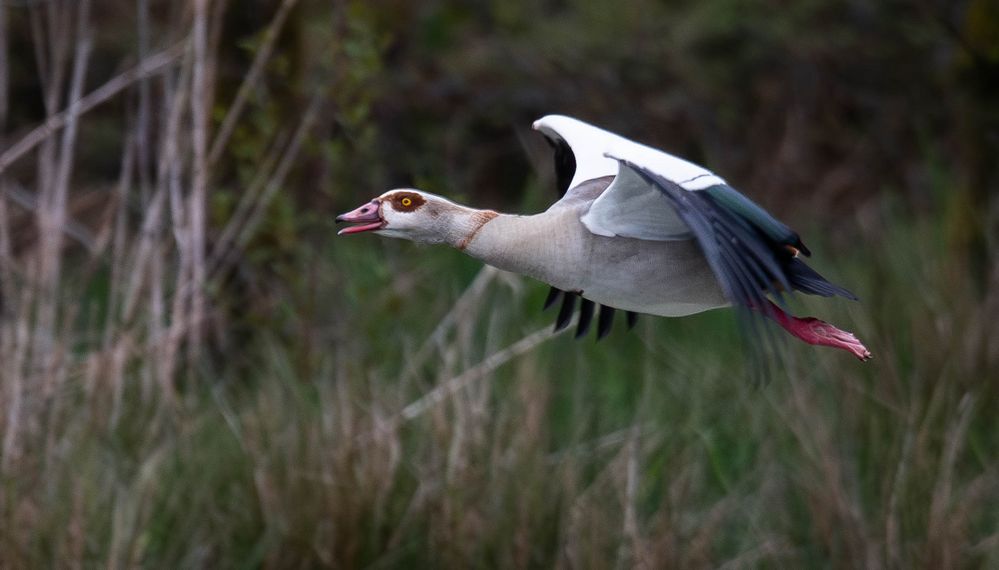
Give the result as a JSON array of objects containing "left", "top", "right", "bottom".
[{"left": 337, "top": 115, "right": 871, "bottom": 361}]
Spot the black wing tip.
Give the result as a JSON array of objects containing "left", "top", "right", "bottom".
[
  {"left": 575, "top": 299, "right": 595, "bottom": 339},
  {"left": 626, "top": 311, "right": 639, "bottom": 330},
  {"left": 839, "top": 288, "right": 860, "bottom": 301},
  {"left": 544, "top": 293, "right": 635, "bottom": 340},
  {"left": 554, "top": 292, "right": 576, "bottom": 332},
  {"left": 596, "top": 306, "right": 615, "bottom": 341},
  {"left": 786, "top": 258, "right": 859, "bottom": 301},
  {"left": 791, "top": 236, "right": 812, "bottom": 257},
  {"left": 550, "top": 137, "right": 576, "bottom": 198},
  {"left": 543, "top": 287, "right": 562, "bottom": 311}
]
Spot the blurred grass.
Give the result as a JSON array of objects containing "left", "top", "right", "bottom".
[{"left": 3, "top": 201, "right": 996, "bottom": 567}]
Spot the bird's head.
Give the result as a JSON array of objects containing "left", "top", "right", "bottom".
[{"left": 336, "top": 189, "right": 462, "bottom": 244}]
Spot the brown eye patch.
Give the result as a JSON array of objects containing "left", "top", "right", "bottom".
[{"left": 389, "top": 192, "right": 426, "bottom": 212}]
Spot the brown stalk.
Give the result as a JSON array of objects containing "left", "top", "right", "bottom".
[
  {"left": 114, "top": 42, "right": 192, "bottom": 400},
  {"left": 886, "top": 401, "right": 918, "bottom": 567},
  {"left": 187, "top": 0, "right": 213, "bottom": 366},
  {"left": 400, "top": 323, "right": 568, "bottom": 421},
  {"left": 104, "top": 136, "right": 135, "bottom": 425},
  {"left": 616, "top": 426, "right": 642, "bottom": 569},
  {"left": 153, "top": 50, "right": 194, "bottom": 400},
  {"left": 399, "top": 266, "right": 499, "bottom": 386},
  {"left": 927, "top": 393, "right": 977, "bottom": 565},
  {"left": 34, "top": 1, "right": 92, "bottom": 441}
]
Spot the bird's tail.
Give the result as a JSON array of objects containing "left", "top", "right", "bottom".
[{"left": 785, "top": 258, "right": 858, "bottom": 300}]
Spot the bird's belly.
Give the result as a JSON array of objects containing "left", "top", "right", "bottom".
[
  {"left": 573, "top": 238, "right": 728, "bottom": 317},
  {"left": 582, "top": 285, "right": 727, "bottom": 317}
]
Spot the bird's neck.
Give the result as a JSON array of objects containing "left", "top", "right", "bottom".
[
  {"left": 438, "top": 205, "right": 500, "bottom": 251},
  {"left": 457, "top": 209, "right": 574, "bottom": 287}
]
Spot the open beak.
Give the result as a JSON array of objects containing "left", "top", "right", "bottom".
[{"left": 335, "top": 199, "right": 384, "bottom": 235}]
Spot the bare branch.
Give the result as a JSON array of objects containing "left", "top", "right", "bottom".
[
  {"left": 400, "top": 324, "right": 567, "bottom": 421},
  {"left": 2, "top": 183, "right": 98, "bottom": 252}
]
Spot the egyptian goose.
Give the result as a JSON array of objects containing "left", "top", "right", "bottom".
[{"left": 337, "top": 115, "right": 871, "bottom": 361}]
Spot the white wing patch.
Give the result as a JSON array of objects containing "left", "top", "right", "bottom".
[
  {"left": 534, "top": 115, "right": 729, "bottom": 242},
  {"left": 533, "top": 114, "right": 732, "bottom": 241},
  {"left": 581, "top": 163, "right": 692, "bottom": 240}
]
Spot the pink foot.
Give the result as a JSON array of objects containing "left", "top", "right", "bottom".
[{"left": 761, "top": 302, "right": 872, "bottom": 361}]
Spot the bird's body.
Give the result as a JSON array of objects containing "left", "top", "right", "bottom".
[
  {"left": 337, "top": 115, "right": 871, "bottom": 361},
  {"left": 462, "top": 177, "right": 727, "bottom": 317}
]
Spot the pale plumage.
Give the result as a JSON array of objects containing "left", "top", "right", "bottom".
[{"left": 337, "top": 115, "right": 871, "bottom": 361}]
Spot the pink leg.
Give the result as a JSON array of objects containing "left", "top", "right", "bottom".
[{"left": 758, "top": 301, "right": 872, "bottom": 361}]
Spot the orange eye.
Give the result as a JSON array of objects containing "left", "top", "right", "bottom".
[{"left": 401, "top": 197, "right": 412, "bottom": 207}]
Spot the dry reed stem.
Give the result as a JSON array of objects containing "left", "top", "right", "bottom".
[
  {"left": 40, "top": 1, "right": 71, "bottom": 116},
  {"left": 401, "top": 323, "right": 567, "bottom": 421},
  {"left": 186, "top": 0, "right": 213, "bottom": 367},
  {"left": 927, "top": 392, "right": 976, "bottom": 565},
  {"left": 28, "top": 1, "right": 91, "bottom": 449},
  {"left": 128, "top": 43, "right": 191, "bottom": 399},
  {"left": 616, "top": 426, "right": 641, "bottom": 569},
  {"left": 886, "top": 402, "right": 917, "bottom": 567},
  {"left": 28, "top": 0, "right": 65, "bottom": 391},
  {"left": 399, "top": 265, "right": 499, "bottom": 385},
  {"left": 3, "top": 182, "right": 100, "bottom": 252},
  {"left": 0, "top": 186, "right": 11, "bottom": 301},
  {"left": 135, "top": 0, "right": 151, "bottom": 199},
  {"left": 106, "top": 138, "right": 135, "bottom": 337},
  {"left": 105, "top": 138, "right": 135, "bottom": 423}
]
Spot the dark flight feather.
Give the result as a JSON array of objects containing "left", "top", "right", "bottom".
[
  {"left": 555, "top": 291, "right": 576, "bottom": 332},
  {"left": 597, "top": 306, "right": 615, "bottom": 340},
  {"left": 626, "top": 311, "right": 638, "bottom": 330},
  {"left": 543, "top": 286, "right": 562, "bottom": 310},
  {"left": 576, "top": 299, "right": 595, "bottom": 338},
  {"left": 785, "top": 258, "right": 858, "bottom": 299},
  {"left": 544, "top": 136, "right": 577, "bottom": 198}
]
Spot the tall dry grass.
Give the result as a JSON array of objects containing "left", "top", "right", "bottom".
[
  {"left": 0, "top": 1, "right": 997, "bottom": 568},
  {"left": 0, "top": 0, "right": 316, "bottom": 545},
  {"left": 0, "top": 0, "right": 318, "bottom": 445}
]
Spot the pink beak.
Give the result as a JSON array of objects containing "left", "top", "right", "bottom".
[{"left": 335, "top": 199, "right": 383, "bottom": 235}]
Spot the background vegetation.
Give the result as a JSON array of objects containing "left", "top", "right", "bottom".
[{"left": 0, "top": 0, "right": 997, "bottom": 567}]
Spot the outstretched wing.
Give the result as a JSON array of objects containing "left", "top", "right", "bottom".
[{"left": 609, "top": 157, "right": 856, "bottom": 309}]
